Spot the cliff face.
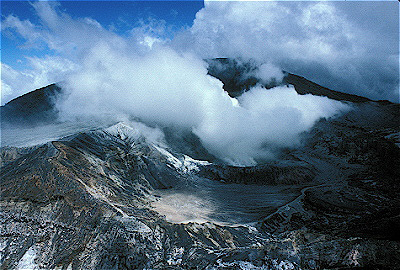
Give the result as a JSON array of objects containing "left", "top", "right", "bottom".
[{"left": 1, "top": 59, "right": 400, "bottom": 269}]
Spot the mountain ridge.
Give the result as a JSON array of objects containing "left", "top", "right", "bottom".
[
  {"left": 1, "top": 58, "right": 400, "bottom": 269},
  {"left": 2, "top": 58, "right": 394, "bottom": 128}
]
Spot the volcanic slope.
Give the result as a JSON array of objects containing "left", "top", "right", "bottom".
[{"left": 1, "top": 59, "right": 400, "bottom": 269}]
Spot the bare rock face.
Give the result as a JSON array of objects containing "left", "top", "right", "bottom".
[{"left": 1, "top": 59, "right": 400, "bottom": 269}]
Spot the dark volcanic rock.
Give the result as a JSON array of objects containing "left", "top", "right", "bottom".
[
  {"left": 162, "top": 126, "right": 218, "bottom": 162},
  {"left": 283, "top": 73, "right": 372, "bottom": 103},
  {"left": 0, "top": 146, "right": 37, "bottom": 167},
  {"left": 206, "top": 58, "right": 260, "bottom": 96},
  {"left": 0, "top": 126, "right": 306, "bottom": 269},
  {"left": 1, "top": 84, "right": 62, "bottom": 126},
  {"left": 1, "top": 59, "right": 400, "bottom": 269},
  {"left": 199, "top": 161, "right": 316, "bottom": 185},
  {"left": 207, "top": 58, "right": 374, "bottom": 103},
  {"left": 2, "top": 110, "right": 400, "bottom": 269},
  {"left": 261, "top": 101, "right": 400, "bottom": 257}
]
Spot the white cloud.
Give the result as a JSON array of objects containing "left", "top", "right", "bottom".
[
  {"left": 195, "top": 85, "right": 349, "bottom": 165},
  {"left": 2, "top": 2, "right": 127, "bottom": 58},
  {"left": 57, "top": 41, "right": 349, "bottom": 165},
  {"left": 1, "top": 2, "right": 175, "bottom": 103},
  {"left": 1, "top": 57, "right": 78, "bottom": 105},
  {"left": 1, "top": 15, "right": 43, "bottom": 49},
  {"left": 57, "top": 44, "right": 215, "bottom": 127},
  {"left": 2, "top": 1, "right": 354, "bottom": 164},
  {"left": 130, "top": 17, "right": 170, "bottom": 50},
  {"left": 174, "top": 1, "right": 398, "bottom": 102},
  {"left": 254, "top": 63, "right": 285, "bottom": 84}
]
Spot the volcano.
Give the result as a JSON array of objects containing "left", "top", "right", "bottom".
[{"left": 1, "top": 59, "right": 400, "bottom": 269}]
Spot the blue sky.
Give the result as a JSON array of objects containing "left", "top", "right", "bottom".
[{"left": 2, "top": 1, "right": 204, "bottom": 70}]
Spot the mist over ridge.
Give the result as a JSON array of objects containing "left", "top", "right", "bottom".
[
  {"left": 54, "top": 41, "right": 349, "bottom": 165},
  {"left": 4, "top": 1, "right": 397, "bottom": 164},
  {"left": 0, "top": 1, "right": 360, "bottom": 165},
  {"left": 2, "top": 1, "right": 398, "bottom": 104},
  {"left": 1, "top": 3, "right": 400, "bottom": 269}
]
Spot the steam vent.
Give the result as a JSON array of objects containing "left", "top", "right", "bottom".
[{"left": 1, "top": 1, "right": 399, "bottom": 269}]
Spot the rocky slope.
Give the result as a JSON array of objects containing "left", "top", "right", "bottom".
[
  {"left": 1, "top": 84, "right": 62, "bottom": 127},
  {"left": 1, "top": 59, "right": 399, "bottom": 269}
]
